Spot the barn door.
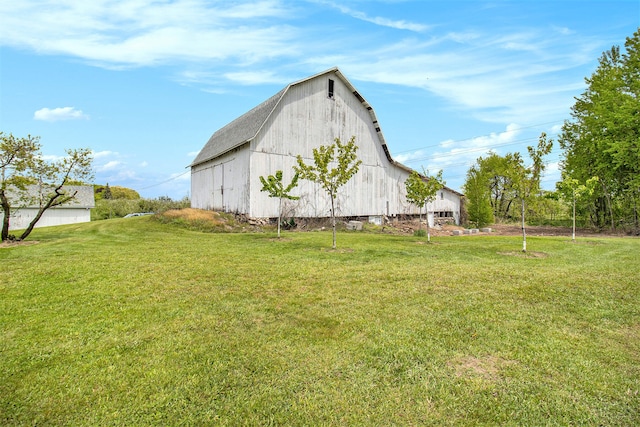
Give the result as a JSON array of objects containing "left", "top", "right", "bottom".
[
  {"left": 212, "top": 164, "right": 224, "bottom": 210},
  {"left": 212, "top": 160, "right": 234, "bottom": 211}
]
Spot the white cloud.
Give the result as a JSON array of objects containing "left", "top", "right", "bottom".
[
  {"left": 395, "top": 124, "right": 524, "bottom": 169},
  {"left": 1, "top": 0, "right": 299, "bottom": 69},
  {"left": 313, "top": 0, "right": 428, "bottom": 32},
  {"left": 92, "top": 150, "right": 118, "bottom": 159},
  {"left": 33, "top": 107, "right": 89, "bottom": 122},
  {"left": 3, "top": 0, "right": 611, "bottom": 128},
  {"left": 97, "top": 160, "right": 122, "bottom": 172}
]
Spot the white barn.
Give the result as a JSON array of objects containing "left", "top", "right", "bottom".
[
  {"left": 191, "top": 68, "right": 462, "bottom": 224},
  {"left": 2, "top": 185, "right": 95, "bottom": 231}
]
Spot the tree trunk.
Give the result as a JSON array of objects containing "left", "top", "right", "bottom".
[
  {"left": 330, "top": 195, "right": 336, "bottom": 249},
  {"left": 521, "top": 198, "right": 527, "bottom": 253},
  {"left": 601, "top": 182, "right": 615, "bottom": 231},
  {"left": 426, "top": 209, "right": 431, "bottom": 243},
  {"left": 19, "top": 188, "right": 71, "bottom": 241},
  {"left": 0, "top": 189, "right": 10, "bottom": 241},
  {"left": 572, "top": 190, "right": 576, "bottom": 242},
  {"left": 277, "top": 197, "right": 282, "bottom": 238}
]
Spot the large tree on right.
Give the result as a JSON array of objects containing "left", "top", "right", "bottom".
[{"left": 558, "top": 29, "right": 639, "bottom": 231}]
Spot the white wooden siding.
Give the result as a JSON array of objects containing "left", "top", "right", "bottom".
[
  {"left": 191, "top": 146, "right": 250, "bottom": 213},
  {"left": 5, "top": 207, "right": 91, "bottom": 230}
]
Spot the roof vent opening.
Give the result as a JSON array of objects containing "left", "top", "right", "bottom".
[{"left": 328, "top": 79, "right": 335, "bottom": 99}]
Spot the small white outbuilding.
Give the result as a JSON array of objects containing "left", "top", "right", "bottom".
[
  {"left": 2, "top": 185, "right": 95, "bottom": 231},
  {"left": 190, "top": 67, "right": 462, "bottom": 224}
]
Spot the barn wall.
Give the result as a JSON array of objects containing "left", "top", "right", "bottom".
[
  {"left": 249, "top": 71, "right": 398, "bottom": 218},
  {"left": 248, "top": 71, "right": 461, "bottom": 222},
  {"left": 5, "top": 208, "right": 91, "bottom": 230},
  {"left": 191, "top": 144, "right": 251, "bottom": 213}
]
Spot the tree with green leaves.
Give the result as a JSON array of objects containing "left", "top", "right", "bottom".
[
  {"left": 557, "top": 176, "right": 599, "bottom": 241},
  {"left": 0, "top": 131, "right": 93, "bottom": 241},
  {"left": 511, "top": 133, "right": 553, "bottom": 252},
  {"left": 405, "top": 169, "right": 445, "bottom": 242},
  {"left": 259, "top": 170, "right": 299, "bottom": 238},
  {"left": 559, "top": 29, "right": 640, "bottom": 231},
  {"left": 295, "top": 136, "right": 362, "bottom": 249},
  {"left": 463, "top": 164, "right": 494, "bottom": 228},
  {"left": 1, "top": 132, "right": 40, "bottom": 241}
]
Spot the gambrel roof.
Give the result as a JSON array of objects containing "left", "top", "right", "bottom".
[{"left": 191, "top": 67, "right": 397, "bottom": 167}]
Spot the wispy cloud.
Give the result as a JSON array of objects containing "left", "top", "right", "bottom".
[
  {"left": 395, "top": 124, "right": 526, "bottom": 170},
  {"left": 92, "top": 150, "right": 118, "bottom": 159},
  {"left": 1, "top": 0, "right": 299, "bottom": 69},
  {"left": 97, "top": 160, "right": 122, "bottom": 172},
  {"left": 5, "top": 0, "right": 611, "bottom": 128},
  {"left": 321, "top": 1, "right": 429, "bottom": 32},
  {"left": 33, "top": 107, "right": 89, "bottom": 122}
]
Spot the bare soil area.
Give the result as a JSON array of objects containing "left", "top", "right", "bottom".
[{"left": 368, "top": 219, "right": 630, "bottom": 238}]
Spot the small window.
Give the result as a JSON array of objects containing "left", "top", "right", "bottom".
[
  {"left": 440, "top": 192, "right": 444, "bottom": 200},
  {"left": 328, "top": 79, "right": 334, "bottom": 98}
]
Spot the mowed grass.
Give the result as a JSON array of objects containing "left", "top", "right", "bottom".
[{"left": 1, "top": 217, "right": 638, "bottom": 426}]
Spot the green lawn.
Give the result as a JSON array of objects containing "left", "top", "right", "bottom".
[{"left": 1, "top": 217, "right": 638, "bottom": 426}]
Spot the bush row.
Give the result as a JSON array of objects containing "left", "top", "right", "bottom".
[{"left": 91, "top": 196, "right": 190, "bottom": 220}]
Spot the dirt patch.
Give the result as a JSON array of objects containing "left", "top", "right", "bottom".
[
  {"left": 154, "top": 209, "right": 631, "bottom": 238},
  {"left": 489, "top": 224, "right": 626, "bottom": 238},
  {"left": 497, "top": 251, "right": 548, "bottom": 259},
  {"left": 321, "top": 247, "right": 354, "bottom": 253},
  {"left": 449, "top": 355, "right": 517, "bottom": 381},
  {"left": 0, "top": 240, "right": 39, "bottom": 249}
]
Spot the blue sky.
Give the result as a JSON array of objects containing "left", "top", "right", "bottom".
[{"left": 1, "top": 0, "right": 638, "bottom": 199}]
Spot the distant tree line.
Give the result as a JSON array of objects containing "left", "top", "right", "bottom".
[{"left": 92, "top": 184, "right": 189, "bottom": 220}]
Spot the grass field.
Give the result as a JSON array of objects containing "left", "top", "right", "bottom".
[{"left": 1, "top": 217, "right": 639, "bottom": 425}]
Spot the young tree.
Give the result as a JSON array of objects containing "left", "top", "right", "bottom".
[
  {"left": 557, "top": 176, "right": 599, "bottom": 241},
  {"left": 295, "top": 136, "right": 362, "bottom": 249},
  {"left": 1, "top": 133, "right": 40, "bottom": 241},
  {"left": 259, "top": 170, "right": 299, "bottom": 238},
  {"left": 0, "top": 132, "right": 93, "bottom": 242},
  {"left": 405, "top": 169, "right": 445, "bottom": 242},
  {"left": 512, "top": 133, "right": 553, "bottom": 252},
  {"left": 18, "top": 148, "right": 94, "bottom": 241}
]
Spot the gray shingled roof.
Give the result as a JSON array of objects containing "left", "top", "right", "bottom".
[
  {"left": 5, "top": 185, "right": 95, "bottom": 208},
  {"left": 191, "top": 87, "right": 287, "bottom": 166}
]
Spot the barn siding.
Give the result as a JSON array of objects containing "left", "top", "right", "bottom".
[
  {"left": 5, "top": 208, "right": 92, "bottom": 230},
  {"left": 249, "top": 71, "right": 460, "bottom": 219},
  {"left": 191, "top": 145, "right": 250, "bottom": 213}
]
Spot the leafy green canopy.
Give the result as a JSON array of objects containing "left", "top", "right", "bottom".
[{"left": 559, "top": 29, "right": 640, "bottom": 231}]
